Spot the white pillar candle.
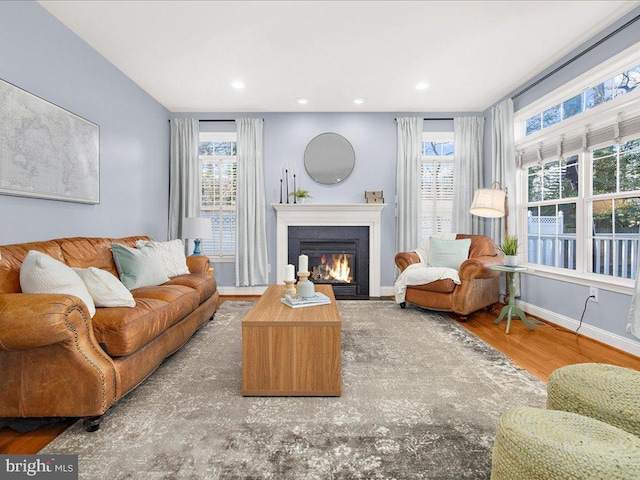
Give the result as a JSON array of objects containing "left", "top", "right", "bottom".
[
  {"left": 285, "top": 264, "right": 295, "bottom": 281},
  {"left": 298, "top": 254, "right": 308, "bottom": 273}
]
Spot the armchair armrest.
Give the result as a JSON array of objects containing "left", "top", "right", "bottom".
[
  {"left": 0, "top": 293, "right": 91, "bottom": 351},
  {"left": 186, "top": 255, "right": 210, "bottom": 275},
  {"left": 458, "top": 255, "right": 504, "bottom": 281},
  {"left": 394, "top": 252, "right": 421, "bottom": 273}
]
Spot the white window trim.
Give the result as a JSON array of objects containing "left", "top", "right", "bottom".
[
  {"left": 515, "top": 41, "right": 640, "bottom": 142},
  {"left": 198, "top": 131, "right": 237, "bottom": 262}
]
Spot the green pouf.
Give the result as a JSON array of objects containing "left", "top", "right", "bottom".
[
  {"left": 547, "top": 363, "right": 640, "bottom": 437},
  {"left": 491, "top": 407, "right": 640, "bottom": 480}
]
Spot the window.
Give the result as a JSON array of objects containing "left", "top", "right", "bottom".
[
  {"left": 524, "top": 64, "right": 640, "bottom": 136},
  {"left": 198, "top": 132, "right": 237, "bottom": 260},
  {"left": 522, "top": 138, "right": 640, "bottom": 284},
  {"left": 421, "top": 133, "right": 455, "bottom": 238},
  {"left": 517, "top": 46, "right": 640, "bottom": 289},
  {"left": 525, "top": 156, "right": 579, "bottom": 270},
  {"left": 590, "top": 139, "right": 640, "bottom": 279}
]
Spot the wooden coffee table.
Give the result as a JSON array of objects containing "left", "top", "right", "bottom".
[{"left": 241, "top": 284, "right": 341, "bottom": 396}]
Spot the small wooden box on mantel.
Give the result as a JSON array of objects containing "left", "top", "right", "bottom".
[{"left": 365, "top": 190, "right": 384, "bottom": 204}]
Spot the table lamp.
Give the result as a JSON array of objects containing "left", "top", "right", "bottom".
[{"left": 182, "top": 217, "right": 211, "bottom": 256}]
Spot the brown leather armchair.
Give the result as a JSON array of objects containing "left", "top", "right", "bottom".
[{"left": 394, "top": 234, "right": 503, "bottom": 319}]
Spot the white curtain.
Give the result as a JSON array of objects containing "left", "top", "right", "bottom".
[
  {"left": 491, "top": 98, "right": 516, "bottom": 244},
  {"left": 235, "top": 118, "right": 269, "bottom": 286},
  {"left": 396, "top": 117, "right": 424, "bottom": 252},
  {"left": 627, "top": 231, "right": 640, "bottom": 339},
  {"left": 452, "top": 116, "right": 484, "bottom": 234},
  {"left": 168, "top": 118, "right": 200, "bottom": 240}
]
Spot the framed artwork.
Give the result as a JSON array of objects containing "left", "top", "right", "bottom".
[{"left": 0, "top": 78, "right": 99, "bottom": 204}]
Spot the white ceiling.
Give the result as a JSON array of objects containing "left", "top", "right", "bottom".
[{"left": 38, "top": 1, "right": 640, "bottom": 113}]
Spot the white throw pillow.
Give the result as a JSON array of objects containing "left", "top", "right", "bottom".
[
  {"left": 135, "top": 239, "right": 190, "bottom": 277},
  {"left": 20, "top": 250, "right": 96, "bottom": 318},
  {"left": 111, "top": 243, "right": 169, "bottom": 290},
  {"left": 73, "top": 267, "right": 136, "bottom": 308}
]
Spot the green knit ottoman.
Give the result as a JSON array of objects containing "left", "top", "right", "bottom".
[
  {"left": 547, "top": 363, "right": 640, "bottom": 437},
  {"left": 491, "top": 407, "right": 640, "bottom": 480}
]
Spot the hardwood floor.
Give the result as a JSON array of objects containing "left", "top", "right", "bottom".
[
  {"left": 449, "top": 305, "right": 640, "bottom": 382},
  {"left": 2, "top": 296, "right": 639, "bottom": 454}
]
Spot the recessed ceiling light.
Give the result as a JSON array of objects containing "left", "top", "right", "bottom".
[
  {"left": 231, "top": 81, "right": 245, "bottom": 89},
  {"left": 296, "top": 97, "right": 309, "bottom": 105},
  {"left": 353, "top": 98, "right": 366, "bottom": 104},
  {"left": 416, "top": 82, "right": 429, "bottom": 90}
]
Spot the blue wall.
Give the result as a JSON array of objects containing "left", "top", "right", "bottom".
[
  {"left": 0, "top": 1, "right": 170, "bottom": 245},
  {"left": 483, "top": 7, "right": 640, "bottom": 343},
  {"left": 175, "top": 113, "right": 479, "bottom": 288}
]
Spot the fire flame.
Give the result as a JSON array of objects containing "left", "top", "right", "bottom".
[{"left": 319, "top": 254, "right": 352, "bottom": 283}]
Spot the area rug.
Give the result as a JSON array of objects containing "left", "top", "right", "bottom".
[{"left": 42, "top": 301, "right": 547, "bottom": 479}]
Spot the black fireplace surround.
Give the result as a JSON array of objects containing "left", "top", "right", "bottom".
[{"left": 288, "top": 226, "right": 369, "bottom": 298}]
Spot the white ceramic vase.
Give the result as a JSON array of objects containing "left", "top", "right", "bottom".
[{"left": 504, "top": 255, "right": 518, "bottom": 266}]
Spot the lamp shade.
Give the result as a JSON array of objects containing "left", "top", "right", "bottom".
[
  {"left": 182, "top": 217, "right": 211, "bottom": 239},
  {"left": 469, "top": 188, "right": 506, "bottom": 218}
]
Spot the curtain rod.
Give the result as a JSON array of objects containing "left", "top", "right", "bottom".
[
  {"left": 394, "top": 117, "right": 454, "bottom": 121},
  {"left": 512, "top": 13, "right": 640, "bottom": 100},
  {"left": 168, "top": 119, "right": 235, "bottom": 123}
]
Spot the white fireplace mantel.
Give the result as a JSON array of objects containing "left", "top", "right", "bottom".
[{"left": 273, "top": 203, "right": 386, "bottom": 297}]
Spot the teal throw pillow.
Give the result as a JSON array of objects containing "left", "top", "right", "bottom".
[
  {"left": 111, "top": 243, "right": 169, "bottom": 290},
  {"left": 427, "top": 238, "right": 472, "bottom": 270}
]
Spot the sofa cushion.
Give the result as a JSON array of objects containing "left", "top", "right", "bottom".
[
  {"left": 409, "top": 278, "right": 457, "bottom": 294},
  {"left": 73, "top": 266, "right": 136, "bottom": 308},
  {"left": 92, "top": 285, "right": 199, "bottom": 357},
  {"left": 135, "top": 240, "right": 190, "bottom": 277},
  {"left": 428, "top": 238, "right": 472, "bottom": 270},
  {"left": 165, "top": 274, "right": 216, "bottom": 304},
  {"left": 111, "top": 243, "right": 169, "bottom": 290},
  {"left": 20, "top": 250, "right": 97, "bottom": 318}
]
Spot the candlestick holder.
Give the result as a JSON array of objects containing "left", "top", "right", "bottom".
[
  {"left": 297, "top": 271, "right": 315, "bottom": 298},
  {"left": 285, "top": 169, "right": 290, "bottom": 204},
  {"left": 284, "top": 279, "right": 296, "bottom": 295},
  {"left": 293, "top": 174, "right": 297, "bottom": 204}
]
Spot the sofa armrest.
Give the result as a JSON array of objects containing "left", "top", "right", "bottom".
[
  {"left": 0, "top": 293, "right": 92, "bottom": 351},
  {"left": 458, "top": 255, "right": 504, "bottom": 281},
  {"left": 394, "top": 252, "right": 421, "bottom": 273},
  {"left": 186, "top": 255, "right": 210, "bottom": 275},
  {"left": 0, "top": 293, "right": 120, "bottom": 417}
]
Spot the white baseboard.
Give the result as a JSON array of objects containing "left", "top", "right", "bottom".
[
  {"left": 218, "top": 286, "right": 267, "bottom": 296},
  {"left": 379, "top": 286, "right": 395, "bottom": 297},
  {"left": 517, "top": 299, "right": 640, "bottom": 357}
]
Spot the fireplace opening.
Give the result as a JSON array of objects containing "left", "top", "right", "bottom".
[
  {"left": 312, "top": 254, "right": 354, "bottom": 284},
  {"left": 302, "top": 241, "right": 357, "bottom": 296},
  {"left": 288, "top": 226, "right": 369, "bottom": 299}
]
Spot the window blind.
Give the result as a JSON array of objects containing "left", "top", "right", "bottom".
[
  {"left": 200, "top": 159, "right": 237, "bottom": 257},
  {"left": 421, "top": 161, "right": 454, "bottom": 238},
  {"left": 518, "top": 113, "right": 640, "bottom": 167}
]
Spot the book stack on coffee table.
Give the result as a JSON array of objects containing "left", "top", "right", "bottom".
[{"left": 281, "top": 292, "right": 332, "bottom": 308}]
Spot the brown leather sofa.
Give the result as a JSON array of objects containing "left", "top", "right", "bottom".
[
  {"left": 0, "top": 236, "right": 219, "bottom": 431},
  {"left": 395, "top": 234, "right": 503, "bottom": 319}
]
